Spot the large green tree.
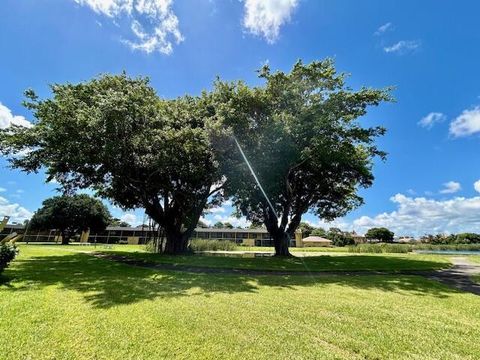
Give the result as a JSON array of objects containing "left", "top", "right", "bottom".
[
  {"left": 29, "top": 195, "right": 111, "bottom": 244},
  {"left": 0, "top": 74, "right": 223, "bottom": 254},
  {"left": 211, "top": 59, "right": 392, "bottom": 256},
  {"left": 365, "top": 227, "right": 395, "bottom": 243}
]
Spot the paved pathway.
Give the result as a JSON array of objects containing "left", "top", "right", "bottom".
[
  {"left": 93, "top": 253, "right": 480, "bottom": 295},
  {"left": 426, "top": 257, "right": 480, "bottom": 295}
]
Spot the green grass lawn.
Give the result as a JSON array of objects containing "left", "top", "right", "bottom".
[
  {"left": 468, "top": 257, "right": 480, "bottom": 284},
  {"left": 104, "top": 249, "right": 451, "bottom": 272},
  {"left": 469, "top": 256, "right": 480, "bottom": 264},
  {"left": 239, "top": 245, "right": 348, "bottom": 252},
  {"left": 1, "top": 245, "right": 480, "bottom": 359}
]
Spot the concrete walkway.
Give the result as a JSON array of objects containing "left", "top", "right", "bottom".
[{"left": 94, "top": 253, "right": 480, "bottom": 295}]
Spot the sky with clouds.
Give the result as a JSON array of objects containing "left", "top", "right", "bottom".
[{"left": 1, "top": 0, "right": 480, "bottom": 236}]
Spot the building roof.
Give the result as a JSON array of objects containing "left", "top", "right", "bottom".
[{"left": 302, "top": 236, "right": 332, "bottom": 243}]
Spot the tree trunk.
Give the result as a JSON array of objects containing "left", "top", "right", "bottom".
[
  {"left": 61, "top": 230, "right": 70, "bottom": 245},
  {"left": 144, "top": 193, "right": 209, "bottom": 255},
  {"left": 163, "top": 231, "right": 189, "bottom": 255},
  {"left": 272, "top": 231, "right": 292, "bottom": 257}
]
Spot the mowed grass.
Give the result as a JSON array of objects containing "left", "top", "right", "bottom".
[
  {"left": 239, "top": 246, "right": 348, "bottom": 253},
  {"left": 468, "top": 257, "right": 480, "bottom": 284},
  {"left": 1, "top": 246, "right": 480, "bottom": 359},
  {"left": 106, "top": 249, "right": 451, "bottom": 272}
]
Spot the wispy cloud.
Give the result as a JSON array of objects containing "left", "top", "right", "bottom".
[
  {"left": 208, "top": 206, "right": 227, "bottom": 214},
  {"left": 383, "top": 40, "right": 421, "bottom": 54},
  {"left": 449, "top": 106, "right": 480, "bottom": 137},
  {"left": 418, "top": 112, "right": 446, "bottom": 129},
  {"left": 243, "top": 0, "right": 299, "bottom": 43},
  {"left": 440, "top": 181, "right": 461, "bottom": 194},
  {"left": 374, "top": 22, "right": 392, "bottom": 35},
  {"left": 74, "top": 0, "right": 183, "bottom": 54}
]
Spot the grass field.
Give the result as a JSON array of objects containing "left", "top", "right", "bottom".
[
  {"left": 106, "top": 249, "right": 451, "bottom": 272},
  {"left": 2, "top": 245, "right": 480, "bottom": 359}
]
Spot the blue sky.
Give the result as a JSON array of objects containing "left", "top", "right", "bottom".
[{"left": 1, "top": 0, "right": 480, "bottom": 236}]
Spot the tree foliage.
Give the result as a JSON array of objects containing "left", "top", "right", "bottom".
[
  {"left": 421, "top": 233, "right": 480, "bottom": 245},
  {"left": 298, "top": 222, "right": 315, "bottom": 238},
  {"left": 211, "top": 59, "right": 392, "bottom": 255},
  {"left": 29, "top": 194, "right": 111, "bottom": 244},
  {"left": 0, "top": 74, "right": 224, "bottom": 254},
  {"left": 365, "top": 227, "right": 395, "bottom": 243},
  {"left": 0, "top": 244, "right": 18, "bottom": 274},
  {"left": 326, "top": 228, "right": 355, "bottom": 247}
]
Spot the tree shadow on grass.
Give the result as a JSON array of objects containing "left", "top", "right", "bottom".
[{"left": 1, "top": 252, "right": 460, "bottom": 309}]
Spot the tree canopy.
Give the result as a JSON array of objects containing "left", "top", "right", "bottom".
[
  {"left": 365, "top": 227, "right": 395, "bottom": 243},
  {"left": 0, "top": 74, "right": 224, "bottom": 254},
  {"left": 326, "top": 228, "right": 355, "bottom": 247},
  {"left": 211, "top": 59, "right": 392, "bottom": 255},
  {"left": 0, "top": 60, "right": 391, "bottom": 256},
  {"left": 29, "top": 194, "right": 111, "bottom": 244}
]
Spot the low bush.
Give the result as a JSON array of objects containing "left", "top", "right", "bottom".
[
  {"left": 0, "top": 244, "right": 18, "bottom": 274},
  {"left": 347, "top": 243, "right": 412, "bottom": 253},
  {"left": 190, "top": 239, "right": 237, "bottom": 252}
]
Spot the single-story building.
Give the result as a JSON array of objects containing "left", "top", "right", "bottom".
[{"left": 300, "top": 236, "right": 332, "bottom": 247}]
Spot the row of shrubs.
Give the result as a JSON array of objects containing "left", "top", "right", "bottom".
[
  {"left": 187, "top": 240, "right": 480, "bottom": 253},
  {"left": 189, "top": 239, "right": 237, "bottom": 252},
  {"left": 0, "top": 244, "right": 18, "bottom": 274},
  {"left": 346, "top": 243, "right": 412, "bottom": 253},
  {"left": 344, "top": 243, "right": 480, "bottom": 253}
]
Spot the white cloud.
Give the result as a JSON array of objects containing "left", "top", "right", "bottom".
[
  {"left": 474, "top": 180, "right": 480, "bottom": 194},
  {"left": 440, "top": 181, "right": 461, "bottom": 194},
  {"left": 374, "top": 22, "right": 392, "bottom": 35},
  {"left": 0, "top": 102, "right": 32, "bottom": 129},
  {"left": 351, "top": 193, "right": 480, "bottom": 236},
  {"left": 383, "top": 40, "right": 421, "bottom": 54},
  {"left": 418, "top": 112, "right": 446, "bottom": 129},
  {"left": 74, "top": 0, "right": 183, "bottom": 54},
  {"left": 0, "top": 188, "right": 6, "bottom": 192},
  {"left": 208, "top": 206, "right": 226, "bottom": 214},
  {"left": 199, "top": 217, "right": 212, "bottom": 227},
  {"left": 0, "top": 196, "right": 32, "bottom": 223},
  {"left": 212, "top": 214, "right": 251, "bottom": 228},
  {"left": 120, "top": 213, "right": 138, "bottom": 226},
  {"left": 449, "top": 106, "right": 480, "bottom": 137},
  {"left": 243, "top": 0, "right": 298, "bottom": 43}
]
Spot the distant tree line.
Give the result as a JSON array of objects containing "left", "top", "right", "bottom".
[
  {"left": 420, "top": 233, "right": 480, "bottom": 245},
  {"left": 297, "top": 222, "right": 355, "bottom": 247}
]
